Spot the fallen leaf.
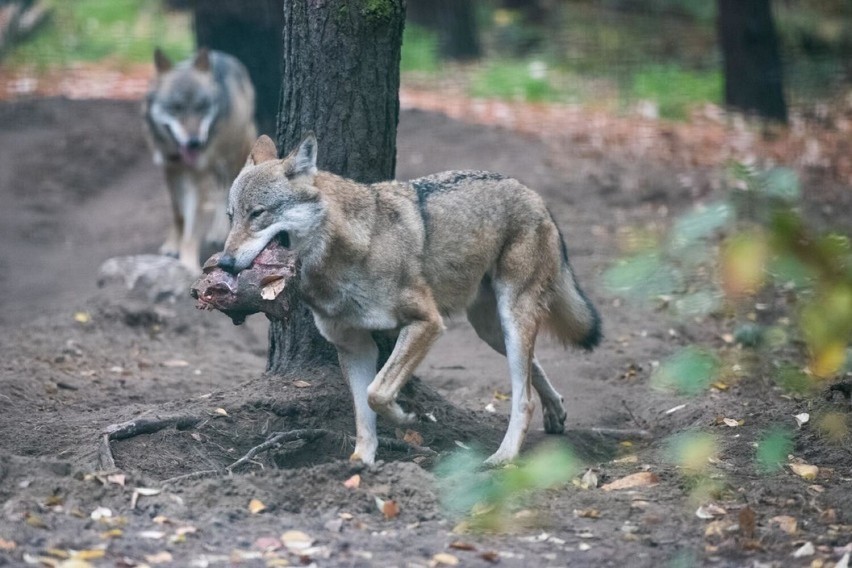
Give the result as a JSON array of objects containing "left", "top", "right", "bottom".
[
  {"left": 696, "top": 504, "right": 727, "bottom": 519},
  {"left": 107, "top": 473, "right": 126, "bottom": 487},
  {"left": 338, "top": 512, "right": 353, "bottom": 520},
  {"left": 794, "top": 413, "right": 810, "bottom": 428},
  {"left": 769, "top": 515, "right": 797, "bottom": 535},
  {"left": 739, "top": 506, "right": 756, "bottom": 539},
  {"left": 260, "top": 277, "right": 286, "bottom": 300},
  {"left": 601, "top": 471, "right": 659, "bottom": 491},
  {"left": 493, "top": 391, "right": 509, "bottom": 401},
  {"left": 24, "top": 512, "right": 47, "bottom": 528},
  {"left": 578, "top": 542, "right": 591, "bottom": 551},
  {"left": 131, "top": 487, "right": 161, "bottom": 509},
  {"left": 90, "top": 507, "right": 112, "bottom": 521},
  {"left": 175, "top": 525, "right": 197, "bottom": 537},
  {"left": 0, "top": 539, "right": 16, "bottom": 551},
  {"left": 792, "top": 541, "right": 815, "bottom": 558},
  {"left": 448, "top": 541, "right": 476, "bottom": 551},
  {"left": 431, "top": 552, "right": 459, "bottom": 566},
  {"left": 145, "top": 551, "right": 173, "bottom": 565},
  {"left": 382, "top": 499, "right": 400, "bottom": 519},
  {"left": 343, "top": 474, "right": 361, "bottom": 489},
  {"left": 789, "top": 463, "right": 819, "bottom": 480},
  {"left": 722, "top": 418, "right": 740, "bottom": 428},
  {"left": 73, "top": 312, "right": 91, "bottom": 324},
  {"left": 292, "top": 380, "right": 311, "bottom": 388},
  {"left": 574, "top": 508, "right": 601, "bottom": 519},
  {"left": 248, "top": 498, "right": 266, "bottom": 514},
  {"left": 480, "top": 551, "right": 500, "bottom": 563},
  {"left": 704, "top": 520, "right": 728, "bottom": 538},
  {"left": 213, "top": 407, "right": 229, "bottom": 417},
  {"left": 254, "top": 536, "right": 282, "bottom": 551},
  {"left": 454, "top": 440, "right": 471, "bottom": 450},
  {"left": 161, "top": 359, "right": 189, "bottom": 368},
  {"left": 100, "top": 529, "right": 123, "bottom": 539},
  {"left": 280, "top": 530, "right": 313, "bottom": 552},
  {"left": 403, "top": 429, "right": 424, "bottom": 446},
  {"left": 712, "top": 381, "right": 729, "bottom": 391},
  {"left": 612, "top": 454, "right": 639, "bottom": 464},
  {"left": 152, "top": 515, "right": 171, "bottom": 525},
  {"left": 484, "top": 403, "right": 496, "bottom": 413},
  {"left": 138, "top": 531, "right": 165, "bottom": 540},
  {"left": 74, "top": 550, "right": 106, "bottom": 561},
  {"left": 44, "top": 495, "right": 63, "bottom": 507}
]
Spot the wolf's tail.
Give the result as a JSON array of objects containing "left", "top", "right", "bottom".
[{"left": 544, "top": 224, "right": 602, "bottom": 351}]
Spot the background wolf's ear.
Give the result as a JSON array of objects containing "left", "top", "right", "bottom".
[
  {"left": 154, "top": 48, "right": 172, "bottom": 74},
  {"left": 285, "top": 132, "right": 318, "bottom": 178},
  {"left": 193, "top": 48, "right": 211, "bottom": 72},
  {"left": 246, "top": 135, "right": 279, "bottom": 166}
]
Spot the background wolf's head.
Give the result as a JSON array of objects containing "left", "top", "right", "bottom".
[{"left": 145, "top": 48, "right": 222, "bottom": 169}]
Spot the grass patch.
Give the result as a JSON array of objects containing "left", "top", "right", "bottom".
[
  {"left": 8, "top": 0, "right": 192, "bottom": 69},
  {"left": 400, "top": 24, "right": 439, "bottom": 73},
  {"left": 628, "top": 64, "right": 721, "bottom": 119},
  {"left": 470, "top": 60, "right": 559, "bottom": 102}
]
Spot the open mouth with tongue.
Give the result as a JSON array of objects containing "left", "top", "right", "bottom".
[
  {"left": 190, "top": 232, "right": 296, "bottom": 325},
  {"left": 179, "top": 146, "right": 202, "bottom": 167}
]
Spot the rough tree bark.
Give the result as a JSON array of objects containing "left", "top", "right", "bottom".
[
  {"left": 272, "top": 0, "right": 406, "bottom": 374},
  {"left": 192, "top": 0, "right": 284, "bottom": 136},
  {"left": 407, "top": 0, "right": 481, "bottom": 61},
  {"left": 717, "top": 0, "right": 788, "bottom": 122}
]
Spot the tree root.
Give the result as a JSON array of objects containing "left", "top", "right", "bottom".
[
  {"left": 100, "top": 418, "right": 436, "bottom": 480},
  {"left": 98, "top": 414, "right": 202, "bottom": 470}
]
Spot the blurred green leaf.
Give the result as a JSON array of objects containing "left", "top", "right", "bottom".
[
  {"left": 768, "top": 254, "right": 814, "bottom": 289},
  {"left": 673, "top": 290, "right": 722, "bottom": 317},
  {"left": 756, "top": 428, "right": 793, "bottom": 473},
  {"left": 670, "top": 202, "right": 732, "bottom": 250},
  {"left": 760, "top": 168, "right": 801, "bottom": 202},
  {"left": 663, "top": 431, "right": 718, "bottom": 474},
  {"left": 734, "top": 323, "right": 764, "bottom": 348},
  {"left": 651, "top": 347, "right": 720, "bottom": 395},
  {"left": 773, "top": 364, "right": 813, "bottom": 394},
  {"left": 603, "top": 253, "right": 684, "bottom": 301}
]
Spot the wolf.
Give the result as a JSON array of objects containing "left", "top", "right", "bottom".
[
  {"left": 218, "top": 133, "right": 602, "bottom": 465},
  {"left": 143, "top": 48, "right": 256, "bottom": 273}
]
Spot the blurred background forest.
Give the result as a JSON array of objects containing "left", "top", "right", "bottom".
[{"left": 0, "top": 0, "right": 850, "bottom": 120}]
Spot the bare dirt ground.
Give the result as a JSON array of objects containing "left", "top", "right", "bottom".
[{"left": 0, "top": 98, "right": 850, "bottom": 568}]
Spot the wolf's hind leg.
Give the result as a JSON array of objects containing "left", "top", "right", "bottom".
[
  {"left": 367, "top": 295, "right": 444, "bottom": 425},
  {"left": 467, "top": 282, "right": 567, "bottom": 435}
]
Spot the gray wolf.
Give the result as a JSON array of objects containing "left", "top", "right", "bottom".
[
  {"left": 218, "top": 134, "right": 602, "bottom": 465},
  {"left": 143, "top": 48, "right": 256, "bottom": 273}
]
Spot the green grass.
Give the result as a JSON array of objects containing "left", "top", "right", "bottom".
[
  {"left": 628, "top": 64, "right": 722, "bottom": 119},
  {"left": 8, "top": 0, "right": 192, "bottom": 69},
  {"left": 400, "top": 24, "right": 439, "bottom": 73},
  {"left": 469, "top": 60, "right": 560, "bottom": 102}
]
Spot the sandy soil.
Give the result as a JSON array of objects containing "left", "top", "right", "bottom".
[{"left": 0, "top": 99, "right": 850, "bottom": 568}]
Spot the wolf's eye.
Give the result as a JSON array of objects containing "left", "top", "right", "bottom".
[{"left": 249, "top": 208, "right": 265, "bottom": 220}]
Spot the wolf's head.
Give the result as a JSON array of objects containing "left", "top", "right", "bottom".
[
  {"left": 146, "top": 48, "right": 221, "bottom": 168},
  {"left": 218, "top": 133, "right": 323, "bottom": 274}
]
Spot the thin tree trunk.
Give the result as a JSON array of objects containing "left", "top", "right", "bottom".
[
  {"left": 193, "top": 0, "right": 284, "bottom": 136},
  {"left": 270, "top": 0, "right": 406, "bottom": 374},
  {"left": 717, "top": 0, "right": 787, "bottom": 122}
]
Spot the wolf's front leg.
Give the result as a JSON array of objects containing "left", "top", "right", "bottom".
[
  {"left": 160, "top": 165, "right": 184, "bottom": 258},
  {"left": 367, "top": 312, "right": 444, "bottom": 424},
  {"left": 315, "top": 318, "right": 381, "bottom": 464}
]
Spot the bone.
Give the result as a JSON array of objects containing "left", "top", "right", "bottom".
[{"left": 190, "top": 242, "right": 298, "bottom": 324}]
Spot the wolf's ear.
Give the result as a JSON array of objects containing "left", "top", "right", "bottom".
[
  {"left": 193, "top": 48, "right": 211, "bottom": 72},
  {"left": 285, "top": 132, "right": 318, "bottom": 178},
  {"left": 246, "top": 135, "right": 279, "bottom": 166},
  {"left": 154, "top": 48, "right": 172, "bottom": 74}
]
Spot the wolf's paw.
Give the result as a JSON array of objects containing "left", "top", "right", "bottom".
[
  {"left": 159, "top": 245, "right": 179, "bottom": 259},
  {"left": 369, "top": 398, "right": 416, "bottom": 425},
  {"left": 483, "top": 449, "right": 518, "bottom": 468},
  {"left": 542, "top": 403, "right": 567, "bottom": 435}
]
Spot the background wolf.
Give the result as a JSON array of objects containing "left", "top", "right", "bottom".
[
  {"left": 143, "top": 48, "right": 256, "bottom": 273},
  {"left": 219, "top": 134, "right": 602, "bottom": 466}
]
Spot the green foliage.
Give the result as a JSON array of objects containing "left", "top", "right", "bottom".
[
  {"left": 470, "top": 60, "right": 559, "bottom": 103},
  {"left": 756, "top": 428, "right": 794, "bottom": 473},
  {"left": 652, "top": 347, "right": 720, "bottom": 396},
  {"left": 8, "top": 0, "right": 192, "bottom": 69},
  {"left": 400, "top": 24, "right": 439, "bottom": 73},
  {"left": 628, "top": 65, "right": 722, "bottom": 119},
  {"left": 435, "top": 442, "right": 581, "bottom": 531}
]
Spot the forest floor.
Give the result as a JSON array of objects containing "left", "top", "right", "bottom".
[{"left": 0, "top": 94, "right": 850, "bottom": 568}]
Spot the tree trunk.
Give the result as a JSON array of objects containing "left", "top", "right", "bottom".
[
  {"left": 407, "top": 0, "right": 481, "bottom": 61},
  {"left": 271, "top": 0, "right": 406, "bottom": 374},
  {"left": 717, "top": 0, "right": 787, "bottom": 122},
  {"left": 193, "top": 0, "right": 284, "bottom": 136}
]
